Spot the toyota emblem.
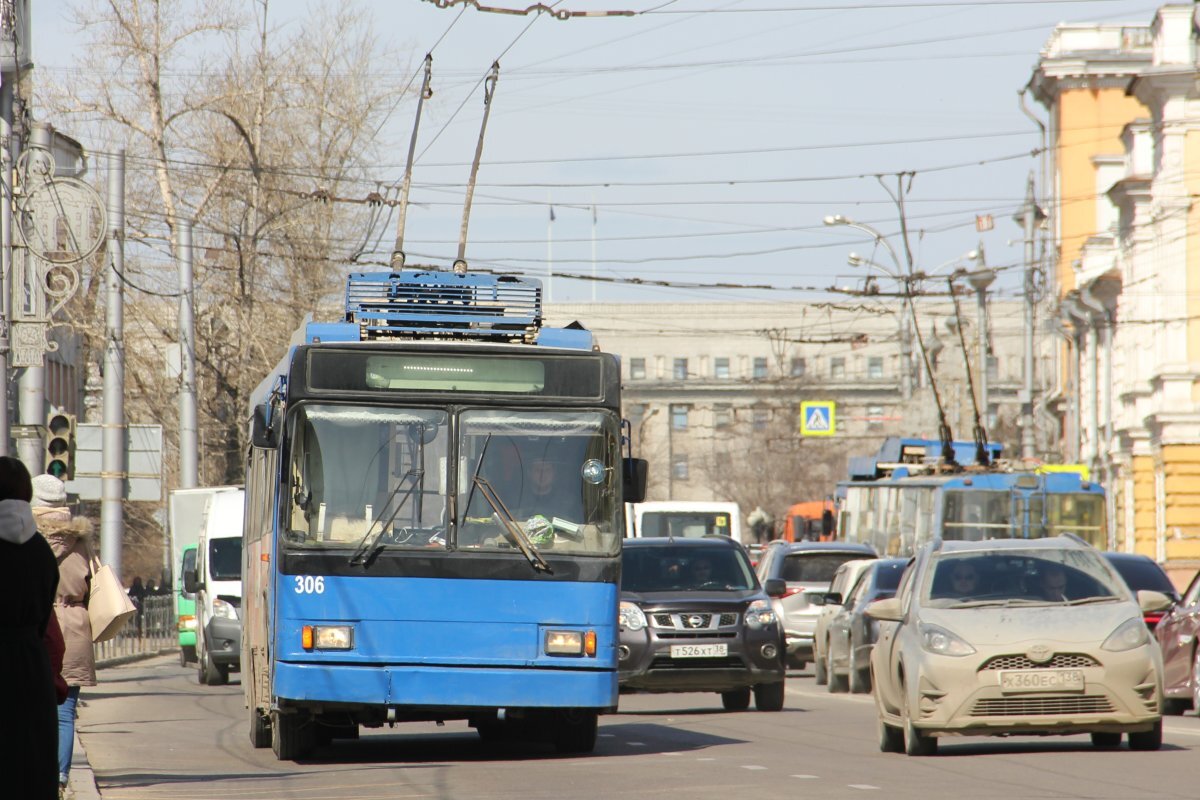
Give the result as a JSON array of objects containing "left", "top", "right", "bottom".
[{"left": 1026, "top": 644, "right": 1053, "bottom": 663}]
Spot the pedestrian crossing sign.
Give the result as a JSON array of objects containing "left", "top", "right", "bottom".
[{"left": 800, "top": 401, "right": 836, "bottom": 437}]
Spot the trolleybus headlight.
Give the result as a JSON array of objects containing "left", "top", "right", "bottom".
[
  {"left": 619, "top": 601, "right": 647, "bottom": 632},
  {"left": 545, "top": 629, "right": 584, "bottom": 656},
  {"left": 302, "top": 625, "right": 354, "bottom": 651}
]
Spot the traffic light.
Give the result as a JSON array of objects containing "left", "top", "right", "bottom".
[{"left": 45, "top": 412, "right": 75, "bottom": 480}]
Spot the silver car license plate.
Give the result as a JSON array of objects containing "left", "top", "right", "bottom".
[
  {"left": 998, "top": 669, "right": 1085, "bottom": 693},
  {"left": 671, "top": 644, "right": 728, "bottom": 658}
]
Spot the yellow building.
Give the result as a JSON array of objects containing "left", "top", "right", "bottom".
[{"left": 1031, "top": 5, "right": 1200, "bottom": 582}]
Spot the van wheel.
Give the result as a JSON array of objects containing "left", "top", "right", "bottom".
[
  {"left": 203, "top": 650, "right": 226, "bottom": 685},
  {"left": 271, "top": 711, "right": 316, "bottom": 761},
  {"left": 180, "top": 645, "right": 195, "bottom": 667},
  {"left": 196, "top": 650, "right": 209, "bottom": 685},
  {"left": 721, "top": 688, "right": 751, "bottom": 711},
  {"left": 249, "top": 706, "right": 271, "bottom": 749}
]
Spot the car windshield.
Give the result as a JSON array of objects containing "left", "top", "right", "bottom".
[
  {"left": 208, "top": 538, "right": 241, "bottom": 581},
  {"left": 781, "top": 552, "right": 867, "bottom": 583},
  {"left": 622, "top": 545, "right": 757, "bottom": 593},
  {"left": 924, "top": 548, "right": 1128, "bottom": 608}
]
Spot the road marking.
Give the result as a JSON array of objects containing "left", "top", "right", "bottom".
[
  {"left": 1164, "top": 725, "right": 1200, "bottom": 738},
  {"left": 742, "top": 765, "right": 768, "bottom": 770},
  {"left": 792, "top": 774, "right": 819, "bottom": 779},
  {"left": 628, "top": 741, "right": 645, "bottom": 746},
  {"left": 697, "top": 757, "right": 716, "bottom": 761},
  {"left": 849, "top": 785, "right": 880, "bottom": 791}
]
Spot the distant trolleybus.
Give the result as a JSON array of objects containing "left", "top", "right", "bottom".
[{"left": 242, "top": 271, "right": 646, "bottom": 760}]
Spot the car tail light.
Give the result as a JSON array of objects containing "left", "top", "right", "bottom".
[
  {"left": 1143, "top": 612, "right": 1165, "bottom": 629},
  {"left": 781, "top": 585, "right": 806, "bottom": 599}
]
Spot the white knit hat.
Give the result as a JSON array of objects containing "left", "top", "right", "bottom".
[{"left": 31, "top": 473, "right": 67, "bottom": 507}]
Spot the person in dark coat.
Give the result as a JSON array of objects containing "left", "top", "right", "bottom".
[{"left": 0, "top": 457, "right": 61, "bottom": 799}]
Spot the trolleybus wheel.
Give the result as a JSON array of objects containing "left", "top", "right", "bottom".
[
  {"left": 552, "top": 709, "right": 598, "bottom": 754},
  {"left": 271, "top": 710, "right": 315, "bottom": 761},
  {"left": 203, "top": 650, "right": 226, "bottom": 685}
]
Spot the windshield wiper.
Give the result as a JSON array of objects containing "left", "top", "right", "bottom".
[
  {"left": 472, "top": 474, "right": 552, "bottom": 574},
  {"left": 349, "top": 468, "right": 423, "bottom": 566},
  {"left": 1065, "top": 595, "right": 1120, "bottom": 606}
]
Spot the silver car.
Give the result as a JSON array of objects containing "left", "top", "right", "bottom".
[
  {"left": 813, "top": 558, "right": 877, "bottom": 686},
  {"left": 868, "top": 536, "right": 1172, "bottom": 756},
  {"left": 756, "top": 541, "right": 877, "bottom": 669}
]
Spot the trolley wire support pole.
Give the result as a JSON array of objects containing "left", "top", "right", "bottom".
[
  {"left": 176, "top": 219, "right": 198, "bottom": 489},
  {"left": 455, "top": 62, "right": 499, "bottom": 274},
  {"left": 391, "top": 54, "right": 433, "bottom": 271},
  {"left": 1017, "top": 174, "right": 1041, "bottom": 462},
  {"left": 101, "top": 150, "right": 126, "bottom": 571},
  {"left": 0, "top": 82, "right": 11, "bottom": 457}
]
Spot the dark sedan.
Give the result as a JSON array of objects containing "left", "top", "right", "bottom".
[
  {"left": 1102, "top": 552, "right": 1181, "bottom": 630},
  {"left": 619, "top": 537, "right": 787, "bottom": 711},
  {"left": 823, "top": 558, "right": 907, "bottom": 694},
  {"left": 1154, "top": 567, "right": 1200, "bottom": 714}
]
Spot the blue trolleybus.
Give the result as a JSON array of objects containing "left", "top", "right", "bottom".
[
  {"left": 837, "top": 437, "right": 1107, "bottom": 558},
  {"left": 242, "top": 271, "right": 646, "bottom": 760}
]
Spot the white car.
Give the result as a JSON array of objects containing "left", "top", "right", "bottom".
[
  {"left": 813, "top": 558, "right": 878, "bottom": 685},
  {"left": 868, "top": 536, "right": 1171, "bottom": 756}
]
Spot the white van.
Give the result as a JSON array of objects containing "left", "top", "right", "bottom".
[
  {"left": 626, "top": 501, "right": 743, "bottom": 544},
  {"left": 185, "top": 488, "right": 245, "bottom": 685}
]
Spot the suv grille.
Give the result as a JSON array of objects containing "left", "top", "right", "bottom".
[
  {"left": 652, "top": 612, "right": 740, "bottom": 630},
  {"left": 980, "top": 654, "right": 1100, "bottom": 671}
]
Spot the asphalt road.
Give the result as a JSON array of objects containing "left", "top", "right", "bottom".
[{"left": 73, "top": 655, "right": 1200, "bottom": 800}]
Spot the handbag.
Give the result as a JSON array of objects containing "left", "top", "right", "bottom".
[{"left": 88, "top": 555, "right": 138, "bottom": 643}]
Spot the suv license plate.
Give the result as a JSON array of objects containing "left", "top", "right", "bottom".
[
  {"left": 671, "top": 644, "right": 728, "bottom": 658},
  {"left": 999, "top": 669, "right": 1085, "bottom": 693}
]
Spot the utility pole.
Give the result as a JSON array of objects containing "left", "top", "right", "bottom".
[
  {"left": 1018, "top": 174, "right": 1040, "bottom": 461},
  {"left": 101, "top": 151, "right": 125, "bottom": 570},
  {"left": 0, "top": 82, "right": 12, "bottom": 458},
  {"left": 177, "top": 220, "right": 198, "bottom": 488},
  {"left": 16, "top": 124, "right": 50, "bottom": 474}
]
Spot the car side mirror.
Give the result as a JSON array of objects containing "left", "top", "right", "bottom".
[
  {"left": 864, "top": 597, "right": 902, "bottom": 622},
  {"left": 183, "top": 568, "right": 200, "bottom": 595},
  {"left": 1137, "top": 589, "right": 1174, "bottom": 614},
  {"left": 763, "top": 578, "right": 786, "bottom": 598},
  {"left": 823, "top": 591, "right": 843, "bottom": 606}
]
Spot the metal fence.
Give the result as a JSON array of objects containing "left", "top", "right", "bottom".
[{"left": 94, "top": 594, "right": 177, "bottom": 664}]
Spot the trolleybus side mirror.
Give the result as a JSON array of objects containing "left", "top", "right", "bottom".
[
  {"left": 623, "top": 457, "right": 648, "bottom": 504},
  {"left": 251, "top": 404, "right": 276, "bottom": 449},
  {"left": 183, "top": 567, "right": 200, "bottom": 595}
]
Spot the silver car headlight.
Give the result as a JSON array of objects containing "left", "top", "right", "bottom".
[
  {"left": 1102, "top": 617, "right": 1151, "bottom": 652},
  {"left": 745, "top": 599, "right": 777, "bottom": 630},
  {"left": 919, "top": 622, "right": 976, "bottom": 657},
  {"left": 619, "top": 601, "right": 647, "bottom": 632}
]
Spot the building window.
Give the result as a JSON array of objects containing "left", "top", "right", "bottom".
[
  {"left": 673, "top": 358, "right": 688, "bottom": 380},
  {"left": 630, "top": 358, "right": 645, "bottom": 380},
  {"left": 714, "top": 404, "right": 732, "bottom": 429},
  {"left": 671, "top": 404, "right": 689, "bottom": 431},
  {"left": 714, "top": 357, "right": 730, "bottom": 379},
  {"left": 790, "top": 357, "right": 806, "bottom": 377},
  {"left": 868, "top": 356, "right": 884, "bottom": 379},
  {"left": 753, "top": 357, "right": 768, "bottom": 380},
  {"left": 672, "top": 454, "right": 689, "bottom": 481},
  {"left": 830, "top": 357, "right": 845, "bottom": 379},
  {"left": 753, "top": 408, "right": 770, "bottom": 431},
  {"left": 867, "top": 405, "right": 884, "bottom": 430}
]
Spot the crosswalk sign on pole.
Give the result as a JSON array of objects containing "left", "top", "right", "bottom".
[{"left": 800, "top": 401, "right": 836, "bottom": 437}]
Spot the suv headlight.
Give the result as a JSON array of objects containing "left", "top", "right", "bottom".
[
  {"left": 212, "top": 598, "right": 239, "bottom": 620},
  {"left": 919, "top": 622, "right": 975, "bottom": 657},
  {"left": 619, "top": 601, "right": 647, "bottom": 632},
  {"left": 745, "top": 599, "right": 776, "bottom": 630},
  {"left": 1102, "top": 617, "right": 1151, "bottom": 652}
]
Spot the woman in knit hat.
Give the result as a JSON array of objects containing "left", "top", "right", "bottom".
[
  {"left": 0, "top": 458, "right": 60, "bottom": 799},
  {"left": 37, "top": 472, "right": 97, "bottom": 794}
]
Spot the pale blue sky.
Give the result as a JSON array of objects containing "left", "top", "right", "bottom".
[{"left": 33, "top": 0, "right": 1162, "bottom": 304}]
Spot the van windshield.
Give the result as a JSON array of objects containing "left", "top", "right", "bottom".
[{"left": 209, "top": 539, "right": 241, "bottom": 581}]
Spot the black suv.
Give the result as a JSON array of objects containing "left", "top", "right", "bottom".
[{"left": 618, "top": 537, "right": 787, "bottom": 711}]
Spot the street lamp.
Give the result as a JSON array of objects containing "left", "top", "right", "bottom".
[{"left": 965, "top": 247, "right": 996, "bottom": 430}]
